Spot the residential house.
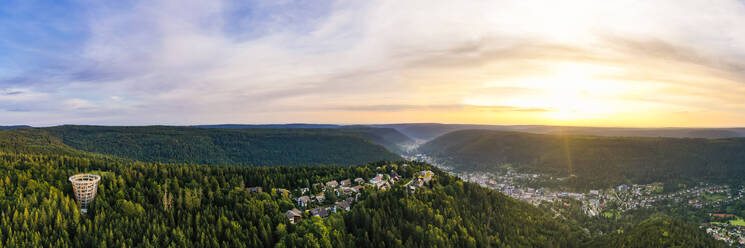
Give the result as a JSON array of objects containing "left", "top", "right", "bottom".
[
  {"left": 370, "top": 174, "right": 385, "bottom": 185},
  {"left": 326, "top": 180, "right": 339, "bottom": 188},
  {"left": 285, "top": 209, "right": 302, "bottom": 224},
  {"left": 248, "top": 187, "right": 263, "bottom": 193},
  {"left": 333, "top": 201, "right": 351, "bottom": 212},
  {"left": 340, "top": 187, "right": 354, "bottom": 195},
  {"left": 379, "top": 181, "right": 391, "bottom": 191},
  {"left": 352, "top": 185, "right": 364, "bottom": 192},
  {"left": 340, "top": 179, "right": 352, "bottom": 187},
  {"left": 354, "top": 178, "right": 365, "bottom": 185},
  {"left": 315, "top": 194, "right": 326, "bottom": 203},
  {"left": 419, "top": 170, "right": 433, "bottom": 183},
  {"left": 390, "top": 169, "right": 399, "bottom": 178},
  {"left": 310, "top": 207, "right": 329, "bottom": 218},
  {"left": 276, "top": 188, "right": 291, "bottom": 197},
  {"left": 297, "top": 196, "right": 311, "bottom": 207}
]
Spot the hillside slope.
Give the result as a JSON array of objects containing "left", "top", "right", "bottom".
[
  {"left": 198, "top": 124, "right": 415, "bottom": 154},
  {"left": 0, "top": 126, "right": 401, "bottom": 166},
  {"left": 0, "top": 125, "right": 32, "bottom": 130},
  {"left": 419, "top": 130, "right": 745, "bottom": 189},
  {"left": 589, "top": 217, "right": 726, "bottom": 248},
  {"left": 374, "top": 123, "right": 745, "bottom": 141},
  {"left": 339, "top": 126, "right": 415, "bottom": 153},
  {"left": 0, "top": 153, "right": 588, "bottom": 247}
]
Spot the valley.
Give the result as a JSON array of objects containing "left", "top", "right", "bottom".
[
  {"left": 1, "top": 124, "right": 742, "bottom": 247},
  {"left": 408, "top": 127, "right": 745, "bottom": 247}
]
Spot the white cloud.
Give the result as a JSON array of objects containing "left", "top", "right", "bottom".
[{"left": 3, "top": 0, "right": 745, "bottom": 126}]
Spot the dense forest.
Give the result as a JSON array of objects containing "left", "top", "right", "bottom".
[
  {"left": 198, "top": 124, "right": 416, "bottom": 154},
  {"left": 0, "top": 126, "right": 403, "bottom": 166},
  {"left": 588, "top": 217, "right": 726, "bottom": 247},
  {"left": 337, "top": 126, "right": 415, "bottom": 154},
  {"left": 419, "top": 130, "right": 745, "bottom": 190},
  {"left": 0, "top": 151, "right": 596, "bottom": 247},
  {"left": 0, "top": 127, "right": 728, "bottom": 247},
  {"left": 0, "top": 126, "right": 31, "bottom": 130},
  {"left": 374, "top": 124, "right": 745, "bottom": 141}
]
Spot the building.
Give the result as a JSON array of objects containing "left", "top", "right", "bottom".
[
  {"left": 248, "top": 186, "right": 263, "bottom": 193},
  {"left": 285, "top": 209, "right": 302, "bottom": 224},
  {"left": 419, "top": 170, "right": 433, "bottom": 183},
  {"left": 370, "top": 174, "right": 384, "bottom": 184},
  {"left": 340, "top": 179, "right": 352, "bottom": 187},
  {"left": 333, "top": 201, "right": 350, "bottom": 212},
  {"left": 315, "top": 194, "right": 325, "bottom": 203},
  {"left": 310, "top": 207, "right": 329, "bottom": 218},
  {"left": 276, "top": 188, "right": 291, "bottom": 197},
  {"left": 380, "top": 182, "right": 391, "bottom": 191},
  {"left": 326, "top": 180, "right": 339, "bottom": 188},
  {"left": 297, "top": 196, "right": 310, "bottom": 207},
  {"left": 340, "top": 187, "right": 354, "bottom": 195},
  {"left": 354, "top": 178, "right": 365, "bottom": 185}
]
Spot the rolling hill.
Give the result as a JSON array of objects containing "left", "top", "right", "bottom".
[
  {"left": 195, "top": 123, "right": 342, "bottom": 129},
  {"left": 0, "top": 126, "right": 402, "bottom": 166},
  {"left": 0, "top": 125, "right": 32, "bottom": 130},
  {"left": 373, "top": 123, "right": 745, "bottom": 141},
  {"left": 197, "top": 124, "right": 415, "bottom": 154},
  {"left": 589, "top": 217, "right": 726, "bottom": 248},
  {"left": 0, "top": 126, "right": 727, "bottom": 247},
  {"left": 419, "top": 130, "right": 745, "bottom": 189},
  {"left": 0, "top": 152, "right": 590, "bottom": 247},
  {"left": 0, "top": 145, "right": 723, "bottom": 247}
]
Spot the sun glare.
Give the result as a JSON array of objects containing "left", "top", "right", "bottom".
[{"left": 465, "top": 62, "right": 625, "bottom": 121}]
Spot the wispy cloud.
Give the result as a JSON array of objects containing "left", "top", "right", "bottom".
[{"left": 1, "top": 0, "right": 744, "bottom": 126}]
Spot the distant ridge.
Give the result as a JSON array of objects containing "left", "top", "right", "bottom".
[
  {"left": 0, "top": 125, "right": 32, "bottom": 130},
  {"left": 0, "top": 125, "right": 401, "bottom": 166},
  {"left": 372, "top": 123, "right": 745, "bottom": 141},
  {"left": 195, "top": 123, "right": 341, "bottom": 129},
  {"left": 193, "top": 124, "right": 415, "bottom": 153},
  {"left": 419, "top": 129, "right": 745, "bottom": 189}
]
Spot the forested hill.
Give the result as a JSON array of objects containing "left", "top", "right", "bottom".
[
  {"left": 419, "top": 130, "right": 745, "bottom": 190},
  {"left": 0, "top": 125, "right": 31, "bottom": 130},
  {"left": 0, "top": 153, "right": 589, "bottom": 247},
  {"left": 339, "top": 126, "right": 415, "bottom": 153},
  {"left": 373, "top": 123, "right": 745, "bottom": 141},
  {"left": 589, "top": 217, "right": 726, "bottom": 247},
  {"left": 195, "top": 124, "right": 342, "bottom": 129},
  {"left": 195, "top": 124, "right": 414, "bottom": 153},
  {"left": 0, "top": 126, "right": 401, "bottom": 166},
  {"left": 198, "top": 124, "right": 415, "bottom": 154},
  {"left": 0, "top": 135, "right": 725, "bottom": 247}
]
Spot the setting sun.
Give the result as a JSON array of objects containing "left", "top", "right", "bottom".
[{"left": 463, "top": 62, "right": 629, "bottom": 122}]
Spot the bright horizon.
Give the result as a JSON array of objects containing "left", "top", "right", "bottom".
[{"left": 2, "top": 1, "right": 745, "bottom": 127}]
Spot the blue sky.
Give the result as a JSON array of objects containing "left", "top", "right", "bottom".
[{"left": 2, "top": 0, "right": 745, "bottom": 127}]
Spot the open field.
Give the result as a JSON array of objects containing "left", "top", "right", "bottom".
[{"left": 730, "top": 217, "right": 745, "bottom": 226}]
